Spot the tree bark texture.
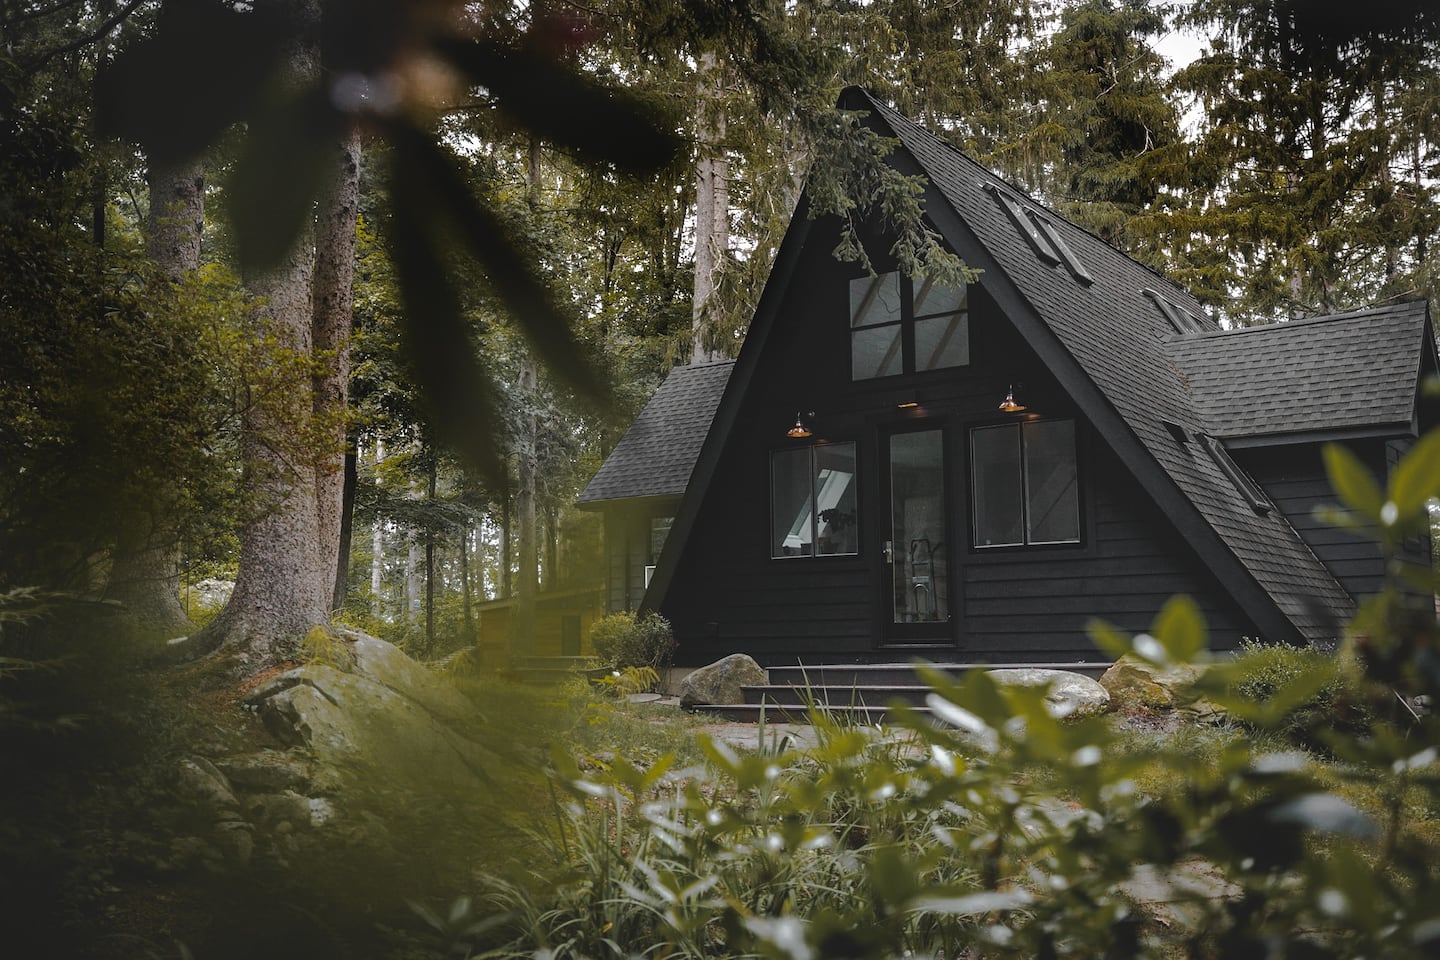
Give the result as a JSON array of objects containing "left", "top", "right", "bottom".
[
  {"left": 105, "top": 153, "right": 205, "bottom": 640},
  {"left": 333, "top": 437, "right": 358, "bottom": 612},
  {"left": 513, "top": 362, "right": 539, "bottom": 656},
  {"left": 199, "top": 2, "right": 332, "bottom": 666},
  {"left": 313, "top": 126, "right": 360, "bottom": 610},
  {"left": 370, "top": 440, "right": 385, "bottom": 615},
  {"left": 690, "top": 50, "right": 728, "bottom": 365}
]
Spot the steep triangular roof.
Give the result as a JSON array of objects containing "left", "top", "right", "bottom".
[
  {"left": 632, "top": 88, "right": 1425, "bottom": 644},
  {"left": 578, "top": 360, "right": 734, "bottom": 506},
  {"left": 857, "top": 88, "right": 1353, "bottom": 642}
]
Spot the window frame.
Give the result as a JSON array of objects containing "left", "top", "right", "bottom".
[
  {"left": 969, "top": 418, "right": 1083, "bottom": 550},
  {"left": 848, "top": 270, "right": 970, "bottom": 382},
  {"left": 769, "top": 441, "right": 861, "bottom": 560}
]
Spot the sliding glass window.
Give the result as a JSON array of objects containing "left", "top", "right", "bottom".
[
  {"left": 971, "top": 420, "right": 1079, "bottom": 547},
  {"left": 771, "top": 443, "right": 859, "bottom": 558}
]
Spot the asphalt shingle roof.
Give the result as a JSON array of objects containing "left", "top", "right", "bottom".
[
  {"left": 577, "top": 360, "right": 734, "bottom": 505},
  {"left": 1166, "top": 302, "right": 1429, "bottom": 439},
  {"left": 860, "top": 91, "right": 1361, "bottom": 641}
]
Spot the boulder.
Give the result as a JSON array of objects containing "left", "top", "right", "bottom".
[
  {"left": 215, "top": 749, "right": 315, "bottom": 793},
  {"left": 680, "top": 654, "right": 768, "bottom": 707},
  {"left": 1100, "top": 654, "right": 1206, "bottom": 711},
  {"left": 987, "top": 668, "right": 1111, "bottom": 719},
  {"left": 245, "top": 634, "right": 500, "bottom": 795}
]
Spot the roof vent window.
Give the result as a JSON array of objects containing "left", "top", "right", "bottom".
[
  {"left": 1198, "top": 433, "right": 1272, "bottom": 515},
  {"left": 985, "top": 183, "right": 1061, "bottom": 265},
  {"left": 1029, "top": 213, "right": 1095, "bottom": 285},
  {"left": 1143, "top": 288, "right": 1202, "bottom": 334}
]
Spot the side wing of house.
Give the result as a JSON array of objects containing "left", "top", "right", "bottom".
[
  {"left": 1168, "top": 303, "right": 1438, "bottom": 603},
  {"left": 577, "top": 360, "right": 734, "bottom": 613}
]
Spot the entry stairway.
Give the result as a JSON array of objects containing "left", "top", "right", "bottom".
[{"left": 690, "top": 661, "right": 1113, "bottom": 725}]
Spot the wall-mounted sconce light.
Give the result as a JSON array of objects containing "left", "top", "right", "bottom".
[
  {"left": 998, "top": 384, "right": 1027, "bottom": 413},
  {"left": 786, "top": 411, "right": 814, "bottom": 438}
]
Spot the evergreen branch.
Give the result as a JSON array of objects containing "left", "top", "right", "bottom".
[
  {"left": 22, "top": 0, "right": 144, "bottom": 71},
  {"left": 1, "top": 0, "right": 86, "bottom": 26}
]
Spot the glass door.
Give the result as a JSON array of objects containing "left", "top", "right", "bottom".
[{"left": 882, "top": 429, "right": 951, "bottom": 643}]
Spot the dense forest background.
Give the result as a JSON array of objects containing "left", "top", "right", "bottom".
[{"left": 3, "top": 0, "right": 1439, "bottom": 659}]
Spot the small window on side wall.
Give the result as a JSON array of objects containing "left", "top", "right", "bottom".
[
  {"left": 971, "top": 420, "right": 1079, "bottom": 547},
  {"left": 771, "top": 442, "right": 859, "bottom": 558}
]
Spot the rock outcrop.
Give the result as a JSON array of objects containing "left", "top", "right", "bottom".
[
  {"left": 169, "top": 631, "right": 498, "bottom": 872},
  {"left": 1100, "top": 654, "right": 1223, "bottom": 720},
  {"left": 680, "top": 654, "right": 768, "bottom": 707},
  {"left": 987, "top": 668, "right": 1111, "bottom": 719}
]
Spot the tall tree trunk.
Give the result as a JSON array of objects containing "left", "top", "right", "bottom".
[
  {"left": 425, "top": 455, "right": 437, "bottom": 655},
  {"left": 459, "top": 523, "right": 475, "bottom": 647},
  {"left": 370, "top": 439, "right": 385, "bottom": 616},
  {"left": 333, "top": 438, "right": 358, "bottom": 612},
  {"left": 512, "top": 139, "right": 542, "bottom": 659},
  {"left": 106, "top": 152, "right": 204, "bottom": 639},
  {"left": 314, "top": 126, "right": 360, "bottom": 611},
  {"left": 500, "top": 492, "right": 512, "bottom": 598},
  {"left": 407, "top": 541, "right": 423, "bottom": 624},
  {"left": 691, "top": 49, "right": 728, "bottom": 364},
  {"left": 195, "top": 2, "right": 331, "bottom": 667}
]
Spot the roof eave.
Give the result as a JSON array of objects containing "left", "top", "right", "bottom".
[
  {"left": 638, "top": 200, "right": 818, "bottom": 619},
  {"left": 1222, "top": 421, "right": 1419, "bottom": 449}
]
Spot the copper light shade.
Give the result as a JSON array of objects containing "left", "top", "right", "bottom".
[
  {"left": 786, "top": 412, "right": 813, "bottom": 439},
  {"left": 998, "top": 385, "right": 1027, "bottom": 413}
]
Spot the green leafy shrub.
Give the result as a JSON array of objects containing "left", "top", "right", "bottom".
[
  {"left": 1224, "top": 640, "right": 1378, "bottom": 749},
  {"left": 589, "top": 612, "right": 675, "bottom": 673},
  {"left": 433, "top": 588, "right": 1440, "bottom": 960}
]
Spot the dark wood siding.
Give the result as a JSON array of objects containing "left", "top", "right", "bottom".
[
  {"left": 661, "top": 221, "right": 1254, "bottom": 666},
  {"left": 1238, "top": 442, "right": 1389, "bottom": 603}
]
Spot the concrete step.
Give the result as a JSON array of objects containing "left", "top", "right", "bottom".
[
  {"left": 510, "top": 655, "right": 602, "bottom": 685},
  {"left": 740, "top": 684, "right": 934, "bottom": 708},
  {"left": 764, "top": 660, "right": 1112, "bottom": 688},
  {"left": 691, "top": 702, "right": 927, "bottom": 725},
  {"left": 687, "top": 660, "right": 1114, "bottom": 725}
]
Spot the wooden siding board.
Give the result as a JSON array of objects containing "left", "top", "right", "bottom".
[{"left": 1240, "top": 442, "right": 1394, "bottom": 604}]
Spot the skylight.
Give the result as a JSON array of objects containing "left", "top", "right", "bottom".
[
  {"left": 1198, "top": 433, "right": 1271, "bottom": 515},
  {"left": 985, "top": 184, "right": 1060, "bottom": 265},
  {"left": 1143, "top": 288, "right": 1202, "bottom": 334},
  {"left": 1029, "top": 213, "right": 1094, "bottom": 285}
]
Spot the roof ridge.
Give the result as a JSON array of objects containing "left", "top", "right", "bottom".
[
  {"left": 1174, "top": 301, "right": 1427, "bottom": 340},
  {"left": 855, "top": 88, "right": 1206, "bottom": 316}
]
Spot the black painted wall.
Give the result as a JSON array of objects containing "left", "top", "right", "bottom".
[
  {"left": 660, "top": 221, "right": 1256, "bottom": 666},
  {"left": 1239, "top": 438, "right": 1431, "bottom": 609}
]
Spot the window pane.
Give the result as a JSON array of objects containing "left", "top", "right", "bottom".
[
  {"left": 1024, "top": 420, "right": 1080, "bottom": 543},
  {"left": 972, "top": 425, "right": 1024, "bottom": 547},
  {"left": 851, "top": 324, "right": 903, "bottom": 380},
  {"left": 649, "top": 516, "right": 673, "bottom": 564},
  {"left": 913, "top": 275, "right": 966, "bottom": 317},
  {"left": 915, "top": 313, "right": 969, "bottom": 370},
  {"left": 814, "top": 443, "right": 858, "bottom": 556},
  {"left": 891, "top": 431, "right": 947, "bottom": 622},
  {"left": 850, "top": 272, "right": 901, "bottom": 328},
  {"left": 771, "top": 448, "right": 814, "bottom": 557}
]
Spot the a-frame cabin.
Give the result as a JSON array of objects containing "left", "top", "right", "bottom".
[{"left": 579, "top": 88, "right": 1438, "bottom": 668}]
